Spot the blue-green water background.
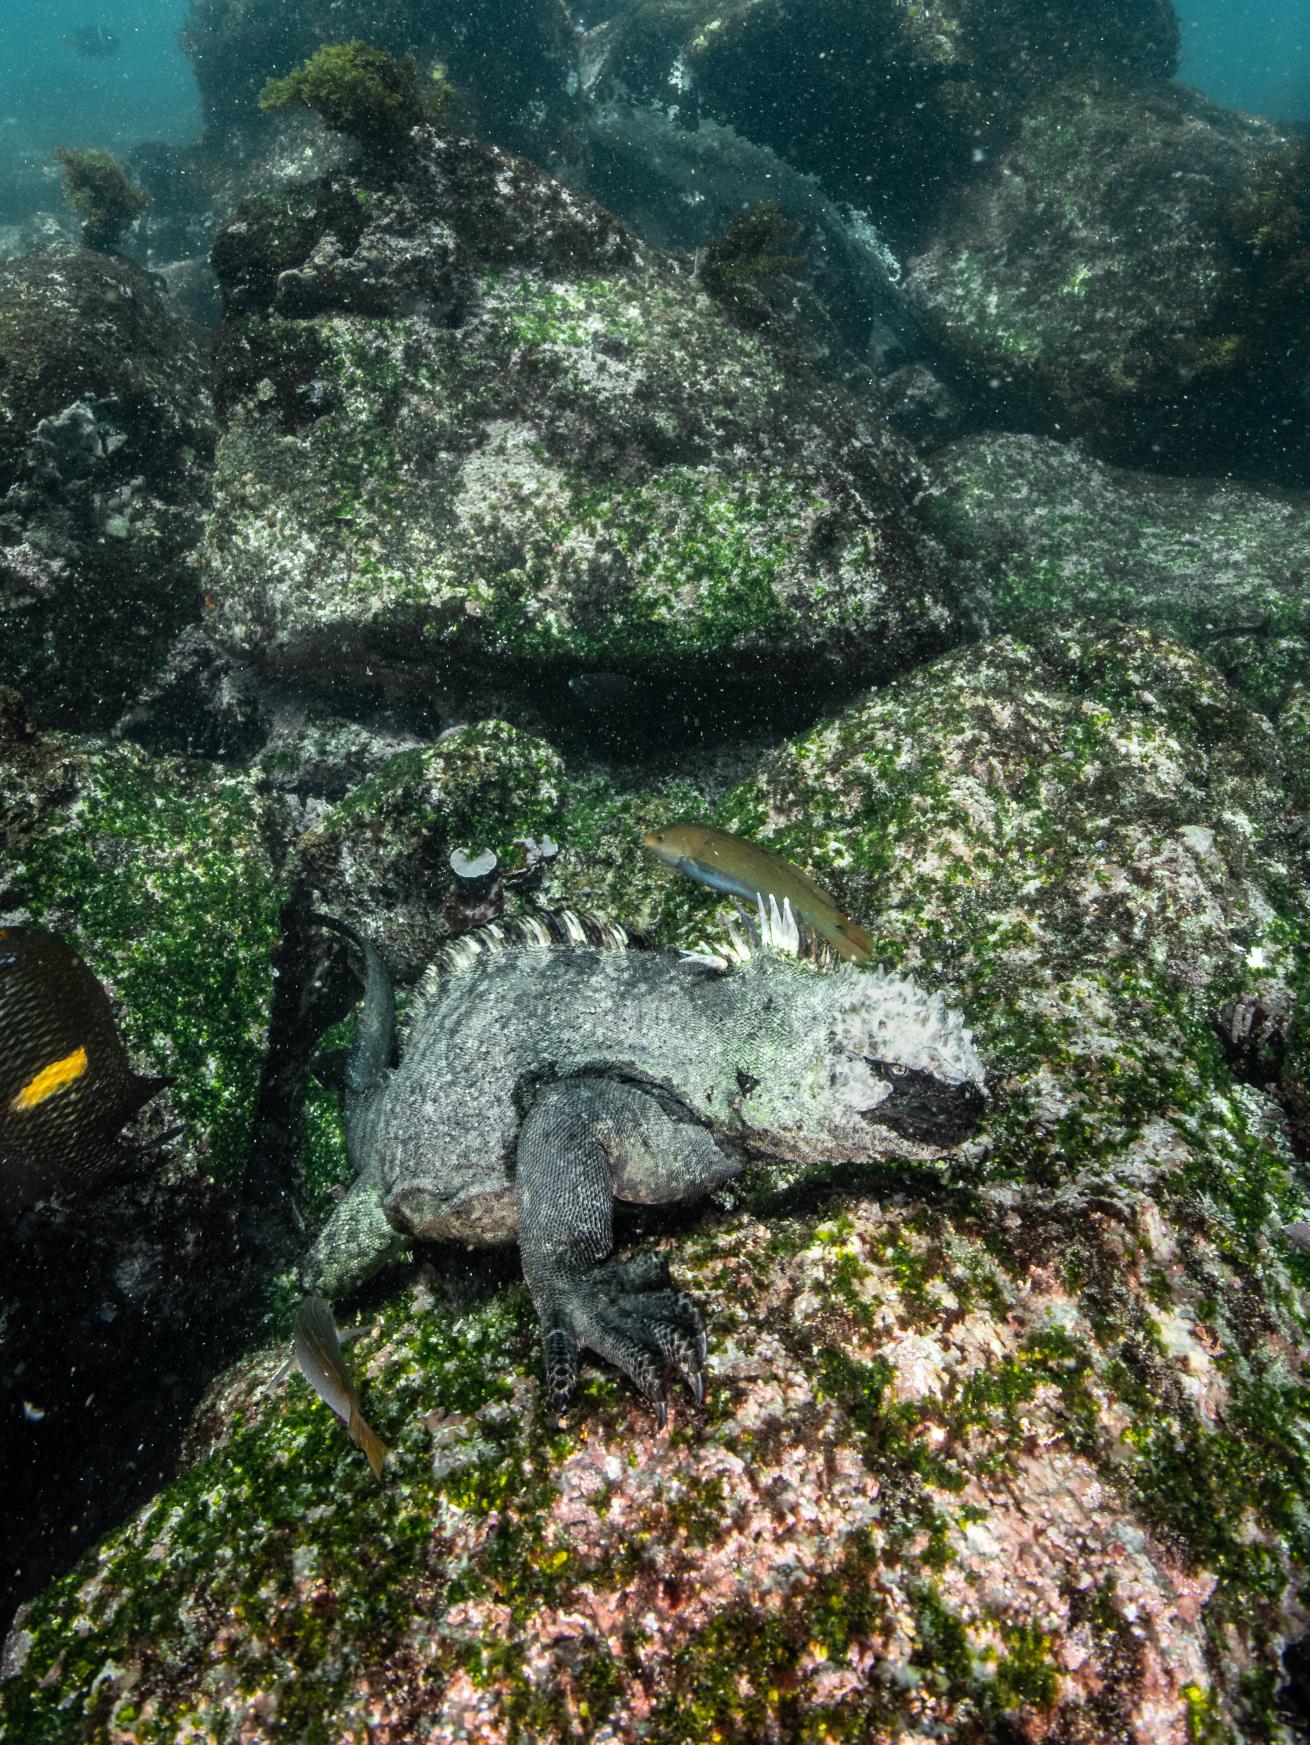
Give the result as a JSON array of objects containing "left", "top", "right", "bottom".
[
  {"left": 0, "top": 0, "right": 1306, "bottom": 156},
  {"left": 0, "top": 0, "right": 196, "bottom": 148}
]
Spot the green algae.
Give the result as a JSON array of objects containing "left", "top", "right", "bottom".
[
  {"left": 296, "top": 1019, "right": 355, "bottom": 1228},
  {"left": 328, "top": 721, "right": 565, "bottom": 863},
  {"left": 11, "top": 743, "right": 281, "bottom": 1190},
  {"left": 476, "top": 466, "right": 819, "bottom": 662},
  {"left": 259, "top": 42, "right": 429, "bottom": 152},
  {"left": 921, "top": 436, "right": 1310, "bottom": 715},
  {"left": 0, "top": 1289, "right": 561, "bottom": 1745},
  {"left": 484, "top": 272, "right": 643, "bottom": 351}
]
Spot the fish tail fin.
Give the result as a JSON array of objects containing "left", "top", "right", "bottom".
[
  {"left": 349, "top": 1404, "right": 389, "bottom": 1480},
  {"left": 838, "top": 918, "right": 874, "bottom": 963},
  {"left": 128, "top": 1073, "right": 172, "bottom": 1114}
]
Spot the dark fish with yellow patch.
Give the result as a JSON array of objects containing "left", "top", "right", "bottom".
[
  {"left": 0, "top": 926, "right": 166, "bottom": 1211},
  {"left": 292, "top": 1295, "right": 389, "bottom": 1480},
  {"left": 642, "top": 822, "right": 874, "bottom": 963}
]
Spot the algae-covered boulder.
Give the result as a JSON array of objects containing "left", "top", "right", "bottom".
[
  {"left": 917, "top": 430, "right": 1310, "bottom": 715},
  {"left": 6, "top": 624, "right": 1309, "bottom": 1742},
  {"left": 201, "top": 133, "right": 957, "bottom": 702},
  {"left": 0, "top": 709, "right": 284, "bottom": 1639},
  {"left": 722, "top": 621, "right": 1305, "bottom": 1137},
  {"left": 583, "top": 0, "right": 1179, "bottom": 238},
  {"left": 298, "top": 719, "right": 568, "bottom": 977},
  {"left": 907, "top": 83, "right": 1307, "bottom": 476},
  {"left": 0, "top": 247, "right": 215, "bottom": 727}
]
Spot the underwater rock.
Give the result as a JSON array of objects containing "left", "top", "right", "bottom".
[
  {"left": 725, "top": 619, "right": 1307, "bottom": 1151},
  {"left": 575, "top": 100, "right": 923, "bottom": 382},
  {"left": 202, "top": 133, "right": 956, "bottom": 705},
  {"left": 296, "top": 720, "right": 567, "bottom": 981},
  {"left": 582, "top": 0, "right": 1179, "bottom": 239},
  {"left": 0, "top": 246, "right": 215, "bottom": 728},
  {"left": 4, "top": 621, "right": 1308, "bottom": 1741},
  {"left": 917, "top": 430, "right": 1310, "bottom": 715},
  {"left": 1282, "top": 685, "right": 1310, "bottom": 813},
  {"left": 0, "top": 718, "right": 283, "bottom": 1636},
  {"left": 907, "top": 82, "right": 1309, "bottom": 480}
]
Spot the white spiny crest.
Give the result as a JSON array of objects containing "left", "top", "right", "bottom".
[
  {"left": 682, "top": 895, "right": 821, "bottom": 971},
  {"left": 400, "top": 908, "right": 636, "bottom": 1048}
]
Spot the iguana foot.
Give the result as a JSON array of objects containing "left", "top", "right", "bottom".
[{"left": 539, "top": 1254, "right": 706, "bottom": 1427}]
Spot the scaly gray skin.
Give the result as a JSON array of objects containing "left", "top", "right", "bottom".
[{"left": 308, "top": 906, "right": 986, "bottom": 1420}]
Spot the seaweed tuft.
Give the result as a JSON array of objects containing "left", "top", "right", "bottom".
[
  {"left": 258, "top": 41, "right": 444, "bottom": 160},
  {"left": 51, "top": 147, "right": 151, "bottom": 250}
]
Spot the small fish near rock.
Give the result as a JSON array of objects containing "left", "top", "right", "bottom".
[
  {"left": 289, "top": 1295, "right": 388, "bottom": 1481},
  {"left": 0, "top": 927, "right": 166, "bottom": 1212},
  {"left": 643, "top": 822, "right": 874, "bottom": 963}
]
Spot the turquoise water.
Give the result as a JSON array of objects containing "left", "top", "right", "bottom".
[
  {"left": 1180, "top": 0, "right": 1310, "bottom": 118},
  {"left": 0, "top": 2, "right": 1305, "bottom": 155},
  {"left": 0, "top": 0, "right": 197, "bottom": 148}
]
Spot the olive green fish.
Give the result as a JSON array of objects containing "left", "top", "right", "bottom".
[
  {"left": 642, "top": 823, "right": 873, "bottom": 963},
  {"left": 292, "top": 1295, "right": 389, "bottom": 1480},
  {"left": 0, "top": 926, "right": 166, "bottom": 1211}
]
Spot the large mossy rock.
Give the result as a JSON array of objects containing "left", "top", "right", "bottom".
[
  {"left": 583, "top": 0, "right": 1178, "bottom": 239},
  {"left": 917, "top": 430, "right": 1310, "bottom": 715},
  {"left": 201, "top": 134, "right": 958, "bottom": 701},
  {"left": 0, "top": 248, "right": 215, "bottom": 728},
  {"left": 0, "top": 707, "right": 284, "bottom": 1637},
  {"left": 907, "top": 84, "right": 1308, "bottom": 476},
  {"left": 6, "top": 624, "right": 1309, "bottom": 1742}
]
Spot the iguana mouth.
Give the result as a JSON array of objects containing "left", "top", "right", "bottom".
[{"left": 859, "top": 1062, "right": 988, "bottom": 1148}]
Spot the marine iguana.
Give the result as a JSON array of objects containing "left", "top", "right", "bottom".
[{"left": 307, "top": 901, "right": 986, "bottom": 1421}]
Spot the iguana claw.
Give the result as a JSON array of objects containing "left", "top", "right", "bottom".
[{"left": 537, "top": 1259, "right": 706, "bottom": 1425}]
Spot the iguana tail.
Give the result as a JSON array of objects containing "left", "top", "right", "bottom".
[{"left": 312, "top": 914, "right": 396, "bottom": 1167}]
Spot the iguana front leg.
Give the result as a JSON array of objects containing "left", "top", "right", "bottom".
[{"left": 516, "top": 1076, "right": 739, "bottom": 1423}]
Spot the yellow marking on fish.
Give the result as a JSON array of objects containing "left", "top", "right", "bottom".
[{"left": 11, "top": 1046, "right": 89, "bottom": 1111}]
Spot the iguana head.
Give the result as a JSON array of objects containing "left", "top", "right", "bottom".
[{"left": 695, "top": 899, "right": 986, "bottom": 1163}]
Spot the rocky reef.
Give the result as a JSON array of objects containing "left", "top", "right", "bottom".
[
  {"left": 907, "top": 82, "right": 1309, "bottom": 478},
  {"left": 0, "top": 703, "right": 283, "bottom": 1632},
  {"left": 201, "top": 130, "right": 954, "bottom": 707},
  {"left": 0, "top": 247, "right": 214, "bottom": 729},
  {"left": 582, "top": 0, "right": 1180, "bottom": 238},
  {"left": 3, "top": 623, "right": 1309, "bottom": 1742},
  {"left": 3, "top": 4, "right": 1310, "bottom": 1738},
  {"left": 918, "top": 430, "right": 1310, "bottom": 716}
]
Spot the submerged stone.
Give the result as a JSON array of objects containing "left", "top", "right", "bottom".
[
  {"left": 918, "top": 430, "right": 1310, "bottom": 715},
  {"left": 907, "top": 83, "right": 1307, "bottom": 478},
  {"left": 4, "top": 623, "right": 1307, "bottom": 1742},
  {"left": 583, "top": 0, "right": 1179, "bottom": 237},
  {"left": 201, "top": 133, "right": 959, "bottom": 705},
  {"left": 0, "top": 247, "right": 215, "bottom": 727}
]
